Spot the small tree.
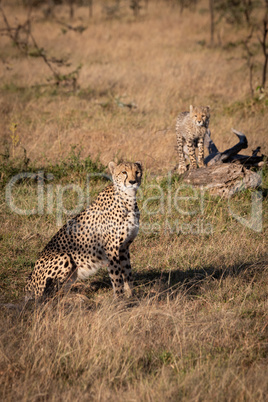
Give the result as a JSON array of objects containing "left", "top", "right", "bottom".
[
  {"left": 259, "top": 0, "right": 268, "bottom": 90},
  {"left": 241, "top": 0, "right": 268, "bottom": 94},
  {"left": 209, "top": 0, "right": 215, "bottom": 46},
  {"left": 89, "top": 0, "right": 93, "bottom": 18},
  {"left": 208, "top": 0, "right": 268, "bottom": 94},
  {"left": 243, "top": 28, "right": 255, "bottom": 97},
  {"left": 0, "top": 4, "right": 82, "bottom": 91},
  {"left": 130, "top": 0, "right": 142, "bottom": 16}
]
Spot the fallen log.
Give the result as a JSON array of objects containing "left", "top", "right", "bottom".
[
  {"left": 204, "top": 128, "right": 265, "bottom": 167},
  {"left": 181, "top": 128, "right": 266, "bottom": 198},
  {"left": 184, "top": 163, "right": 262, "bottom": 198}
]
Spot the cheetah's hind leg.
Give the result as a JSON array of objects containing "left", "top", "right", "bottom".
[
  {"left": 197, "top": 136, "right": 205, "bottom": 168},
  {"left": 28, "top": 252, "right": 79, "bottom": 301}
]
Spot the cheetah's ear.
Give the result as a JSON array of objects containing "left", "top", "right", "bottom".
[
  {"left": 135, "top": 161, "right": 142, "bottom": 171},
  {"left": 109, "top": 161, "right": 116, "bottom": 174},
  {"left": 206, "top": 106, "right": 210, "bottom": 112}
]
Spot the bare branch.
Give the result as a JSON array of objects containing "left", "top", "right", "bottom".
[
  {"left": 0, "top": 4, "right": 82, "bottom": 90},
  {"left": 55, "top": 19, "right": 87, "bottom": 34},
  {"left": 252, "top": 147, "right": 261, "bottom": 156},
  {"left": 28, "top": 31, "right": 59, "bottom": 79},
  {"left": 205, "top": 128, "right": 248, "bottom": 166}
]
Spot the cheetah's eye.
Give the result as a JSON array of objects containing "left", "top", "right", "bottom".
[
  {"left": 122, "top": 171, "right": 127, "bottom": 175},
  {"left": 194, "top": 115, "right": 197, "bottom": 118}
]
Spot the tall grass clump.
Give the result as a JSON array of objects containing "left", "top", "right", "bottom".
[{"left": 1, "top": 268, "right": 267, "bottom": 401}]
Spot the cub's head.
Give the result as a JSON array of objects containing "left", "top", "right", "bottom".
[
  {"left": 109, "top": 161, "right": 142, "bottom": 191},
  {"left": 190, "top": 105, "right": 210, "bottom": 127}
]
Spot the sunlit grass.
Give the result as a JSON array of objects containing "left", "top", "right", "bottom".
[{"left": 0, "top": 1, "right": 267, "bottom": 400}]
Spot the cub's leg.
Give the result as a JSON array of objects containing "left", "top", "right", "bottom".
[
  {"left": 119, "top": 247, "right": 133, "bottom": 297},
  {"left": 186, "top": 139, "right": 197, "bottom": 169},
  {"left": 197, "top": 136, "right": 205, "bottom": 168},
  {"left": 176, "top": 134, "right": 187, "bottom": 174}
]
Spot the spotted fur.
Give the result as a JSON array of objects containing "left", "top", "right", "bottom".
[
  {"left": 176, "top": 105, "right": 210, "bottom": 174},
  {"left": 25, "top": 161, "right": 142, "bottom": 300}
]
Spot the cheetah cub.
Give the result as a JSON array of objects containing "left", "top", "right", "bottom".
[
  {"left": 176, "top": 105, "right": 210, "bottom": 174},
  {"left": 25, "top": 161, "right": 142, "bottom": 300}
]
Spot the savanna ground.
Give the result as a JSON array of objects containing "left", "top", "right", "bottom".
[{"left": 0, "top": 1, "right": 268, "bottom": 400}]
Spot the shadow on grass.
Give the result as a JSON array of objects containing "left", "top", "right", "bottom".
[
  {"left": 14, "top": 259, "right": 265, "bottom": 313},
  {"left": 83, "top": 259, "right": 266, "bottom": 299}
]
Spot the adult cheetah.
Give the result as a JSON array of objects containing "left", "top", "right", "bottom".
[{"left": 25, "top": 161, "right": 142, "bottom": 300}]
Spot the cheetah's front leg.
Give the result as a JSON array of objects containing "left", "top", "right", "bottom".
[
  {"left": 176, "top": 134, "right": 187, "bottom": 174},
  {"left": 106, "top": 251, "right": 125, "bottom": 297},
  {"left": 186, "top": 139, "right": 197, "bottom": 170},
  {"left": 119, "top": 247, "right": 133, "bottom": 297},
  {"left": 197, "top": 136, "right": 205, "bottom": 168}
]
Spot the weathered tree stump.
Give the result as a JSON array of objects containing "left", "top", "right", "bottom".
[
  {"left": 182, "top": 128, "right": 266, "bottom": 198},
  {"left": 184, "top": 163, "right": 262, "bottom": 197}
]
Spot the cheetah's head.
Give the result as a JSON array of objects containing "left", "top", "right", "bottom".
[
  {"left": 109, "top": 161, "right": 142, "bottom": 192},
  {"left": 190, "top": 105, "right": 210, "bottom": 127}
]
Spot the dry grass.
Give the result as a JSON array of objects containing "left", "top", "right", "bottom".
[
  {"left": 1, "top": 270, "right": 268, "bottom": 401},
  {"left": 0, "top": 1, "right": 268, "bottom": 401},
  {"left": 0, "top": 1, "right": 267, "bottom": 171}
]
